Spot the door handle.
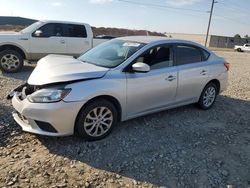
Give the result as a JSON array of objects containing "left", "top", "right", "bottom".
[
  {"left": 166, "top": 75, "right": 176, "bottom": 81},
  {"left": 19, "top": 38, "right": 29, "bottom": 41},
  {"left": 60, "top": 39, "right": 65, "bottom": 44},
  {"left": 200, "top": 70, "right": 207, "bottom": 75}
]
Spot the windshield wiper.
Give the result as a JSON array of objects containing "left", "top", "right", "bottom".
[
  {"left": 78, "top": 59, "right": 111, "bottom": 68},
  {"left": 78, "top": 59, "right": 92, "bottom": 64}
]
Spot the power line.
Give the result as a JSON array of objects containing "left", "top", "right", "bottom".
[
  {"left": 217, "top": 1, "right": 249, "bottom": 16},
  {"left": 118, "top": 0, "right": 209, "bottom": 20},
  {"left": 117, "top": 0, "right": 209, "bottom": 13},
  {"left": 203, "top": 1, "right": 250, "bottom": 27},
  {"left": 220, "top": 0, "right": 250, "bottom": 12},
  {"left": 214, "top": 14, "right": 250, "bottom": 27},
  {"left": 117, "top": 0, "right": 250, "bottom": 37}
]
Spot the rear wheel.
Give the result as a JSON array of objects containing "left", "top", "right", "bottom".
[
  {"left": 75, "top": 99, "right": 118, "bottom": 141},
  {"left": 197, "top": 83, "right": 218, "bottom": 110},
  {"left": 0, "top": 50, "right": 24, "bottom": 73}
]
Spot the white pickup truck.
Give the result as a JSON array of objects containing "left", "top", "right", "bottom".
[
  {"left": 234, "top": 43, "right": 250, "bottom": 52},
  {"left": 0, "top": 20, "right": 108, "bottom": 73}
]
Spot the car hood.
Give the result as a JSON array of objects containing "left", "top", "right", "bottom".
[
  {"left": 0, "top": 31, "right": 20, "bottom": 35},
  {"left": 0, "top": 32, "right": 23, "bottom": 42},
  {"left": 28, "top": 55, "right": 109, "bottom": 85}
]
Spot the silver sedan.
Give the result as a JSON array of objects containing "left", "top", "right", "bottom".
[{"left": 10, "top": 36, "right": 229, "bottom": 140}]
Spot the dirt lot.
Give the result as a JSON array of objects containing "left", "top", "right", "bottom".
[{"left": 0, "top": 51, "right": 250, "bottom": 188}]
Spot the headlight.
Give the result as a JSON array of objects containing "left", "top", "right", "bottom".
[{"left": 28, "top": 88, "right": 71, "bottom": 103}]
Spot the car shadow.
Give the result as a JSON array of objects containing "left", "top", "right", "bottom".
[
  {"left": 0, "top": 64, "right": 34, "bottom": 81},
  {"left": 37, "top": 95, "right": 250, "bottom": 187}
]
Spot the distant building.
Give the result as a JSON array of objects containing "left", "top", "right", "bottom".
[
  {"left": 165, "top": 33, "right": 249, "bottom": 48},
  {"left": 209, "top": 35, "right": 249, "bottom": 48}
]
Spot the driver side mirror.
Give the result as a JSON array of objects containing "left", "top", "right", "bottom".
[
  {"left": 34, "top": 30, "right": 43, "bottom": 37},
  {"left": 132, "top": 62, "right": 150, "bottom": 73}
]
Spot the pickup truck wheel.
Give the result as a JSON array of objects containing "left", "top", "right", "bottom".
[
  {"left": 237, "top": 48, "right": 243, "bottom": 52},
  {"left": 0, "top": 50, "right": 24, "bottom": 73},
  {"left": 75, "top": 99, "right": 118, "bottom": 141}
]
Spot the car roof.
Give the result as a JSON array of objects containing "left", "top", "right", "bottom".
[
  {"left": 118, "top": 36, "right": 170, "bottom": 44},
  {"left": 117, "top": 36, "right": 206, "bottom": 48},
  {"left": 39, "top": 20, "right": 89, "bottom": 26}
]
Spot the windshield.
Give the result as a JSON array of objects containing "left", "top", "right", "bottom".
[
  {"left": 20, "top": 21, "right": 43, "bottom": 33},
  {"left": 78, "top": 39, "right": 145, "bottom": 68}
]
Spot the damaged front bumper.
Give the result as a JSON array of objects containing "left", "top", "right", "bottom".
[
  {"left": 7, "top": 83, "right": 29, "bottom": 100},
  {"left": 8, "top": 83, "right": 84, "bottom": 136}
]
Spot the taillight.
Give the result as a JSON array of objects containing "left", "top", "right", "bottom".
[{"left": 224, "top": 62, "right": 230, "bottom": 71}]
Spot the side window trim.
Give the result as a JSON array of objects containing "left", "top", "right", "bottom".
[
  {"left": 32, "top": 23, "right": 49, "bottom": 38},
  {"left": 173, "top": 43, "right": 210, "bottom": 66},
  {"left": 64, "top": 24, "right": 87, "bottom": 38},
  {"left": 123, "top": 44, "right": 174, "bottom": 72},
  {"left": 32, "top": 23, "right": 64, "bottom": 38}
]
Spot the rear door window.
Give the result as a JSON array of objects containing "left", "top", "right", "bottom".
[
  {"left": 175, "top": 45, "right": 203, "bottom": 65},
  {"left": 65, "top": 24, "right": 87, "bottom": 38}
]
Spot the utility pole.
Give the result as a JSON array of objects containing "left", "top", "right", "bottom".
[{"left": 205, "top": 0, "right": 216, "bottom": 47}]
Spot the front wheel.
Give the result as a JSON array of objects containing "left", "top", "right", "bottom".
[
  {"left": 75, "top": 99, "right": 118, "bottom": 141},
  {"left": 197, "top": 83, "right": 218, "bottom": 110},
  {"left": 236, "top": 48, "right": 243, "bottom": 52},
  {"left": 0, "top": 50, "right": 24, "bottom": 73}
]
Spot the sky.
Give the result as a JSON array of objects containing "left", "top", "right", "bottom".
[{"left": 0, "top": 0, "right": 249, "bottom": 37}]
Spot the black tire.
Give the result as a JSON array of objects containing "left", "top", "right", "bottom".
[
  {"left": 197, "top": 83, "right": 218, "bottom": 110},
  {"left": 0, "top": 50, "right": 24, "bottom": 73},
  {"left": 75, "top": 99, "right": 118, "bottom": 141},
  {"left": 237, "top": 48, "right": 243, "bottom": 52}
]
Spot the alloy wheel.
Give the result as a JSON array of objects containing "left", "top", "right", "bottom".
[
  {"left": 83, "top": 106, "right": 113, "bottom": 137},
  {"left": 0, "top": 54, "right": 20, "bottom": 71},
  {"left": 203, "top": 86, "right": 216, "bottom": 107}
]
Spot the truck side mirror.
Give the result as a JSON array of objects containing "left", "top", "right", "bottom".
[{"left": 34, "top": 30, "right": 43, "bottom": 37}]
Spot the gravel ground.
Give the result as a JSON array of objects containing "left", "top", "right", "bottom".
[{"left": 0, "top": 52, "right": 250, "bottom": 188}]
